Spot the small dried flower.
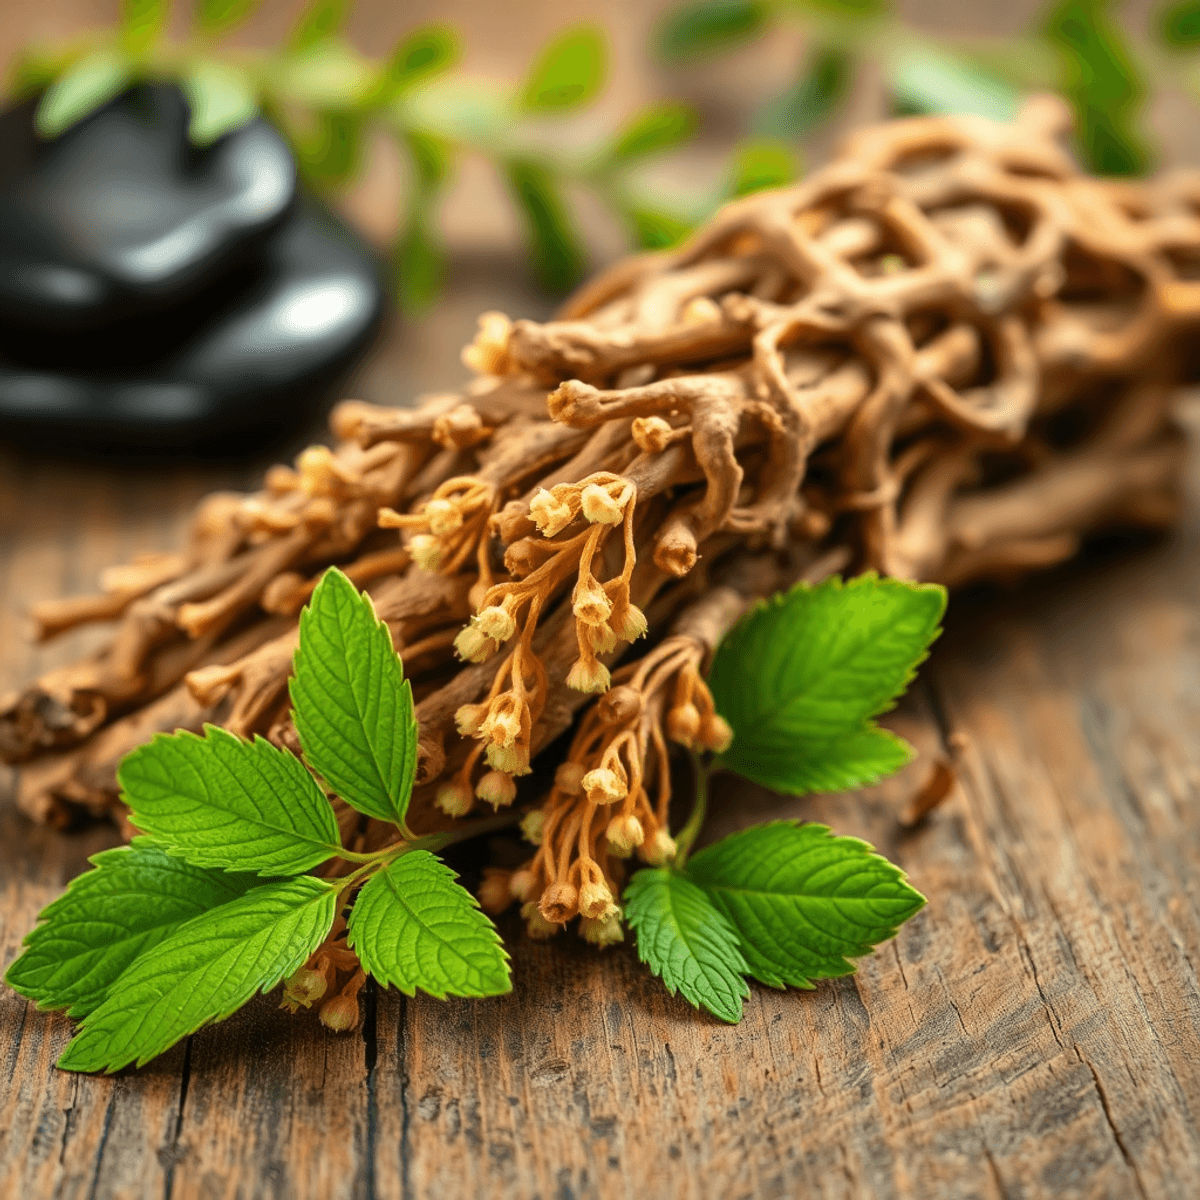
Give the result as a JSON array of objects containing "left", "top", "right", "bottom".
[
  {"left": 486, "top": 741, "right": 531, "bottom": 775},
  {"left": 700, "top": 713, "right": 734, "bottom": 754},
  {"left": 586, "top": 622, "right": 618, "bottom": 655},
  {"left": 435, "top": 780, "right": 474, "bottom": 817},
  {"left": 478, "top": 868, "right": 514, "bottom": 915},
  {"left": 573, "top": 580, "right": 612, "bottom": 626},
  {"left": 455, "top": 702, "right": 488, "bottom": 737},
  {"left": 555, "top": 761, "right": 587, "bottom": 795},
  {"left": 567, "top": 656, "right": 611, "bottom": 693},
  {"left": 580, "top": 483, "right": 624, "bottom": 525},
  {"left": 631, "top": 415, "right": 676, "bottom": 453},
  {"left": 641, "top": 830, "right": 677, "bottom": 866},
  {"left": 598, "top": 685, "right": 642, "bottom": 725},
  {"left": 281, "top": 966, "right": 328, "bottom": 1012},
  {"left": 578, "top": 879, "right": 617, "bottom": 920},
  {"left": 476, "top": 770, "right": 517, "bottom": 808},
  {"left": 476, "top": 604, "right": 516, "bottom": 643},
  {"left": 606, "top": 813, "right": 645, "bottom": 853},
  {"left": 519, "top": 809, "right": 545, "bottom": 845},
  {"left": 425, "top": 498, "right": 463, "bottom": 536},
  {"left": 481, "top": 704, "right": 522, "bottom": 748},
  {"left": 611, "top": 601, "right": 648, "bottom": 643},
  {"left": 667, "top": 702, "right": 701, "bottom": 746},
  {"left": 454, "top": 624, "right": 495, "bottom": 663},
  {"left": 582, "top": 767, "right": 625, "bottom": 806},
  {"left": 319, "top": 994, "right": 360, "bottom": 1032},
  {"left": 462, "top": 310, "right": 512, "bottom": 375},
  {"left": 540, "top": 882, "right": 579, "bottom": 924},
  {"left": 580, "top": 913, "right": 624, "bottom": 948},
  {"left": 521, "top": 901, "right": 560, "bottom": 940},
  {"left": 409, "top": 534, "right": 442, "bottom": 571},
  {"left": 680, "top": 295, "right": 722, "bottom": 325},
  {"left": 530, "top": 488, "right": 574, "bottom": 537}
]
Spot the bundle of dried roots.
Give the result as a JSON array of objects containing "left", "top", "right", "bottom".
[{"left": 5, "top": 97, "right": 1199, "bottom": 946}]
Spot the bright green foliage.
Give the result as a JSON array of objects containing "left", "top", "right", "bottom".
[
  {"left": 889, "top": 45, "right": 1020, "bottom": 123},
  {"left": 35, "top": 50, "right": 132, "bottom": 138},
  {"left": 117, "top": 725, "right": 342, "bottom": 875},
  {"left": 607, "top": 102, "right": 697, "bottom": 162},
  {"left": 57, "top": 877, "right": 338, "bottom": 1073},
  {"left": 656, "top": 0, "right": 771, "bottom": 63},
  {"left": 625, "top": 869, "right": 750, "bottom": 1023},
  {"left": 394, "top": 129, "right": 452, "bottom": 312},
  {"left": 289, "top": 0, "right": 347, "bottom": 52},
  {"left": 183, "top": 59, "right": 258, "bottom": 144},
  {"left": 1161, "top": 1, "right": 1200, "bottom": 47},
  {"left": 684, "top": 823, "right": 926, "bottom": 988},
  {"left": 291, "top": 568, "right": 418, "bottom": 827},
  {"left": 1044, "top": 0, "right": 1151, "bottom": 176},
  {"left": 122, "top": 0, "right": 168, "bottom": 54},
  {"left": 377, "top": 26, "right": 457, "bottom": 100},
  {"left": 708, "top": 574, "right": 945, "bottom": 794},
  {"left": 729, "top": 140, "right": 800, "bottom": 197},
  {"left": 4, "top": 844, "right": 260, "bottom": 1018},
  {"left": 294, "top": 110, "right": 363, "bottom": 185},
  {"left": 626, "top": 205, "right": 694, "bottom": 251},
  {"left": 274, "top": 40, "right": 375, "bottom": 107},
  {"left": 755, "top": 45, "right": 851, "bottom": 139},
  {"left": 347, "top": 852, "right": 511, "bottom": 999},
  {"left": 196, "top": 0, "right": 261, "bottom": 37},
  {"left": 505, "top": 159, "right": 588, "bottom": 293},
  {"left": 519, "top": 25, "right": 607, "bottom": 112}
]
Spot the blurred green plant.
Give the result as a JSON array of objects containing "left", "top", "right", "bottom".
[
  {"left": 9, "top": 0, "right": 773, "bottom": 309},
  {"left": 9, "top": 0, "right": 1199, "bottom": 312}
]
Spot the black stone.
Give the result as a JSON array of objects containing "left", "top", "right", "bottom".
[
  {"left": 0, "top": 85, "right": 297, "bottom": 332},
  {"left": 0, "top": 200, "right": 387, "bottom": 449}
]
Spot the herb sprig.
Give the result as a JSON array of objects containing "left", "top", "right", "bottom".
[{"left": 7, "top": 570, "right": 943, "bottom": 1068}]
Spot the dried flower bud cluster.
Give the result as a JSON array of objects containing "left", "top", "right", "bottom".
[{"left": 5, "top": 102, "right": 1197, "bottom": 961}]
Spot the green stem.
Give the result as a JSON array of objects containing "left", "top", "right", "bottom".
[{"left": 673, "top": 752, "right": 710, "bottom": 868}]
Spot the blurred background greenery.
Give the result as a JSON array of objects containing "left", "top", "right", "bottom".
[{"left": 6, "top": 0, "right": 1200, "bottom": 317}]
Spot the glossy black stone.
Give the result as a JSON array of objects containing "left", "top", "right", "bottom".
[
  {"left": 0, "top": 200, "right": 386, "bottom": 449},
  {"left": 0, "top": 85, "right": 297, "bottom": 331}
]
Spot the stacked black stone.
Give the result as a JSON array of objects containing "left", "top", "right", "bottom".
[{"left": 0, "top": 85, "right": 386, "bottom": 451}]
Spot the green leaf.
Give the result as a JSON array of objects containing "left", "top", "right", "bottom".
[
  {"left": 889, "top": 44, "right": 1020, "bottom": 123},
  {"left": 504, "top": 159, "right": 588, "bottom": 294},
  {"left": 121, "top": 0, "right": 169, "bottom": 54},
  {"left": 624, "top": 868, "right": 749, "bottom": 1023},
  {"left": 685, "top": 822, "right": 926, "bottom": 989},
  {"left": 755, "top": 45, "right": 852, "bottom": 139},
  {"left": 1161, "top": 1, "right": 1200, "bottom": 47},
  {"left": 656, "top": 0, "right": 771, "bottom": 64},
  {"left": 57, "top": 876, "right": 338, "bottom": 1073},
  {"left": 183, "top": 60, "right": 258, "bottom": 145},
  {"left": 519, "top": 25, "right": 608, "bottom": 112},
  {"left": 5, "top": 843, "right": 261, "bottom": 1019},
  {"left": 395, "top": 215, "right": 446, "bottom": 313},
  {"left": 625, "top": 203, "right": 694, "bottom": 251},
  {"left": 274, "top": 40, "right": 377, "bottom": 109},
  {"left": 196, "top": 0, "right": 260, "bottom": 36},
  {"left": 1043, "top": 0, "right": 1151, "bottom": 176},
  {"left": 804, "top": 0, "right": 886, "bottom": 14},
  {"left": 36, "top": 49, "right": 133, "bottom": 139},
  {"left": 289, "top": 0, "right": 346, "bottom": 52},
  {"left": 291, "top": 568, "right": 418, "bottom": 828},
  {"left": 347, "top": 851, "right": 511, "bottom": 999},
  {"left": 294, "top": 110, "right": 363, "bottom": 186},
  {"left": 607, "top": 102, "right": 697, "bottom": 162},
  {"left": 728, "top": 139, "right": 800, "bottom": 198},
  {"left": 118, "top": 725, "right": 342, "bottom": 875},
  {"left": 708, "top": 573, "right": 946, "bottom": 795},
  {"left": 377, "top": 25, "right": 457, "bottom": 100},
  {"left": 8, "top": 47, "right": 78, "bottom": 101}
]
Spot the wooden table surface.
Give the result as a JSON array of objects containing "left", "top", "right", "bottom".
[{"left": 2, "top": 338, "right": 1200, "bottom": 1198}]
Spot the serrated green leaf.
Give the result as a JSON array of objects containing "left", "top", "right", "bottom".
[
  {"left": 607, "top": 102, "right": 697, "bottom": 162},
  {"left": 1161, "top": 1, "right": 1200, "bottom": 48},
  {"left": 685, "top": 822, "right": 926, "bottom": 989},
  {"left": 196, "top": 0, "right": 260, "bottom": 37},
  {"left": 728, "top": 139, "right": 800, "bottom": 198},
  {"left": 36, "top": 49, "right": 132, "bottom": 139},
  {"left": 377, "top": 25, "right": 457, "bottom": 100},
  {"left": 121, "top": 0, "right": 168, "bottom": 54},
  {"left": 347, "top": 851, "right": 510, "bottom": 999},
  {"left": 57, "top": 876, "right": 337, "bottom": 1073},
  {"left": 1043, "top": 0, "right": 1151, "bottom": 176},
  {"left": 5, "top": 843, "right": 261, "bottom": 1019},
  {"left": 755, "top": 45, "right": 852, "bottom": 139},
  {"left": 519, "top": 25, "right": 607, "bottom": 113},
  {"left": 289, "top": 0, "right": 346, "bottom": 52},
  {"left": 118, "top": 725, "right": 342, "bottom": 875},
  {"left": 889, "top": 44, "right": 1020, "bottom": 123},
  {"left": 708, "top": 573, "right": 945, "bottom": 795},
  {"left": 504, "top": 159, "right": 588, "bottom": 294},
  {"left": 656, "top": 0, "right": 770, "bottom": 64},
  {"left": 183, "top": 60, "right": 257, "bottom": 145},
  {"left": 625, "top": 868, "right": 749, "bottom": 1023},
  {"left": 291, "top": 568, "right": 418, "bottom": 828}
]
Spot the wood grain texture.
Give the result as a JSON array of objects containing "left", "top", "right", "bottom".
[{"left": 3, "top": 410, "right": 1200, "bottom": 1200}]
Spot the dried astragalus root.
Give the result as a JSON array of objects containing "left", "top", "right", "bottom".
[{"left": 3, "top": 101, "right": 1194, "bottom": 962}]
